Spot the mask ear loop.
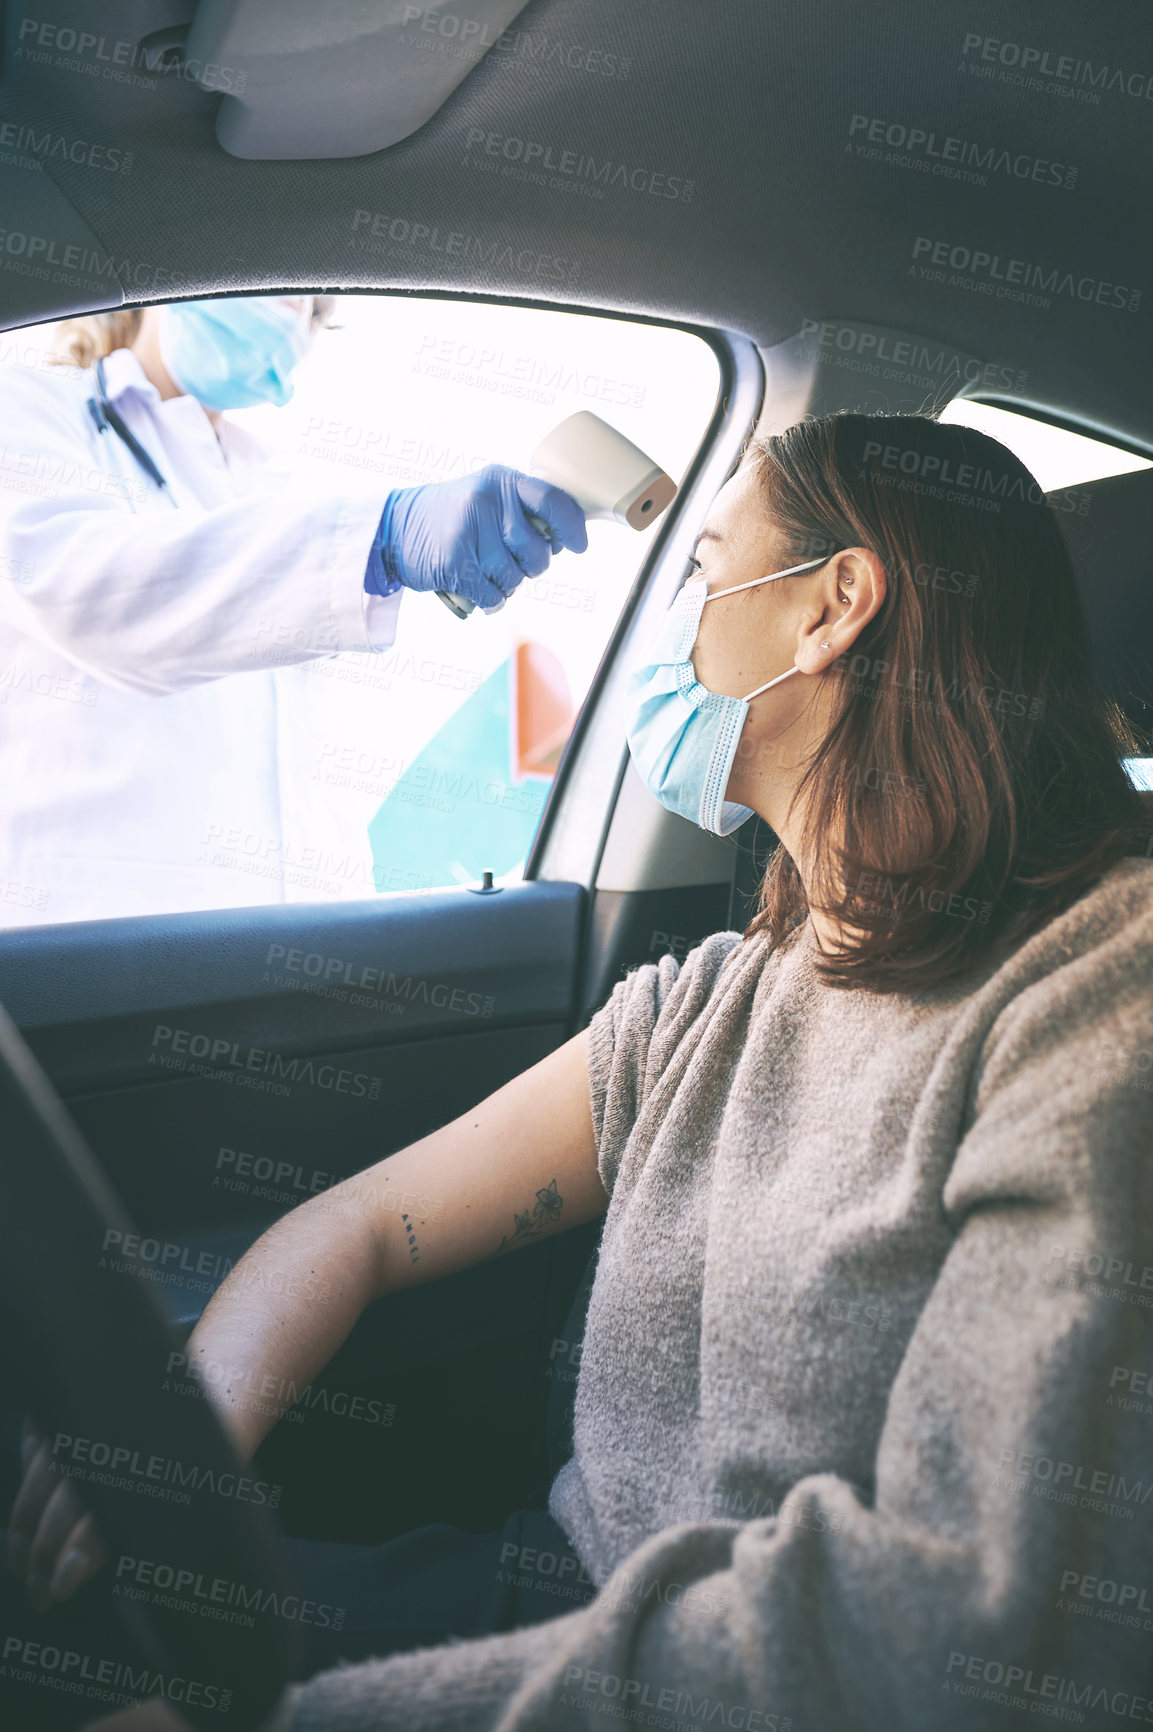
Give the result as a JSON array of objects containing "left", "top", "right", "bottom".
[
  {"left": 697, "top": 554, "right": 837, "bottom": 702},
  {"left": 741, "top": 665, "right": 802, "bottom": 702},
  {"left": 701, "top": 555, "right": 831, "bottom": 604}
]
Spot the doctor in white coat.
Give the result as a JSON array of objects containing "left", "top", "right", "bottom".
[
  {"left": 0, "top": 294, "right": 586, "bottom": 927},
  {"left": 0, "top": 294, "right": 578, "bottom": 935}
]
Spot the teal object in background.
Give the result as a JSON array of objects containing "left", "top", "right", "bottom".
[{"left": 367, "top": 656, "right": 552, "bottom": 890}]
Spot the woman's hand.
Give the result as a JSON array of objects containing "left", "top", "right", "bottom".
[{"left": 7, "top": 1417, "right": 107, "bottom": 1610}]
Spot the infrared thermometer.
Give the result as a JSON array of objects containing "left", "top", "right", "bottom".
[{"left": 436, "top": 410, "right": 678, "bottom": 619}]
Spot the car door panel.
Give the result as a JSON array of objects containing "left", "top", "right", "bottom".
[
  {"left": 0, "top": 882, "right": 594, "bottom": 1532},
  {"left": 0, "top": 883, "right": 582, "bottom": 1089},
  {"left": 0, "top": 879, "right": 585, "bottom": 1325}
]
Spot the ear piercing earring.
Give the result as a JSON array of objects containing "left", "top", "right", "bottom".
[{"left": 820, "top": 640, "right": 831, "bottom": 649}]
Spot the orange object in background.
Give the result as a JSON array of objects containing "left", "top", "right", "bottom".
[{"left": 515, "top": 640, "right": 575, "bottom": 777}]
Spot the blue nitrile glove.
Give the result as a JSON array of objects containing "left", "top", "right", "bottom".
[
  {"left": 363, "top": 517, "right": 403, "bottom": 598},
  {"left": 365, "top": 464, "right": 587, "bottom": 609}
]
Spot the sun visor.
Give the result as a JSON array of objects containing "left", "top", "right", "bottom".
[{"left": 183, "top": 0, "right": 535, "bottom": 160}]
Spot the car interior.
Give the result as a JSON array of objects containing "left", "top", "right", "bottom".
[{"left": 1, "top": 2, "right": 1152, "bottom": 1726}]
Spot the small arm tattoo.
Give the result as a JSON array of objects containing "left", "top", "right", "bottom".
[
  {"left": 401, "top": 1211, "right": 420, "bottom": 1264},
  {"left": 487, "top": 1179, "right": 564, "bottom": 1260}
]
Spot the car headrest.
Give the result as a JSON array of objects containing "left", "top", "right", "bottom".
[{"left": 1048, "top": 467, "right": 1153, "bottom": 741}]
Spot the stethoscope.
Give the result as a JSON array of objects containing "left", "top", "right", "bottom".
[{"left": 85, "top": 356, "right": 176, "bottom": 503}]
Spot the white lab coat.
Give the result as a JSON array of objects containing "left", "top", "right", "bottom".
[{"left": 0, "top": 346, "right": 408, "bottom": 928}]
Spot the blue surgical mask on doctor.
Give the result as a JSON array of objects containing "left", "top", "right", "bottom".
[
  {"left": 625, "top": 555, "right": 834, "bottom": 836},
  {"left": 157, "top": 297, "right": 313, "bottom": 411}
]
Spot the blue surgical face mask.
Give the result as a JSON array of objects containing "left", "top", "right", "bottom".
[
  {"left": 625, "top": 555, "right": 833, "bottom": 835},
  {"left": 157, "top": 297, "right": 312, "bottom": 410}
]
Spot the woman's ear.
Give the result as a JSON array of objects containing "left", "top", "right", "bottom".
[{"left": 794, "top": 547, "right": 886, "bottom": 675}]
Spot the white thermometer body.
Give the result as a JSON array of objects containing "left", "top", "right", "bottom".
[{"left": 437, "top": 411, "right": 677, "bottom": 618}]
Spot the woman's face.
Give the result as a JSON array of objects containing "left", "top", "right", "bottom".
[
  {"left": 690, "top": 461, "right": 817, "bottom": 696},
  {"left": 689, "top": 461, "right": 883, "bottom": 821}
]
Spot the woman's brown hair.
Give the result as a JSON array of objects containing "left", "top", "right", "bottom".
[{"left": 743, "top": 411, "right": 1150, "bottom": 991}]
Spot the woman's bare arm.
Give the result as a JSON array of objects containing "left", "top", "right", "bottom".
[{"left": 184, "top": 1025, "right": 603, "bottom": 1458}]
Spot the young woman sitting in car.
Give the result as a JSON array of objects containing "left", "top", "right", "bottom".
[{"left": 18, "top": 412, "right": 1153, "bottom": 1732}]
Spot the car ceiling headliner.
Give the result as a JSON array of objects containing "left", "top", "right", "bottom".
[{"left": 1, "top": 0, "right": 1151, "bottom": 449}]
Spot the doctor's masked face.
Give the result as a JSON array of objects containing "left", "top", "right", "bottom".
[{"left": 156, "top": 295, "right": 317, "bottom": 410}]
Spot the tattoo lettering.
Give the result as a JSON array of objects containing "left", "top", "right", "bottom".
[{"left": 489, "top": 1179, "right": 564, "bottom": 1259}]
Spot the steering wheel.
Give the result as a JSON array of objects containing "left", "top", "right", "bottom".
[{"left": 0, "top": 1001, "right": 293, "bottom": 1730}]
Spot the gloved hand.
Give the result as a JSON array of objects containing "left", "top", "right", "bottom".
[{"left": 373, "top": 464, "right": 587, "bottom": 609}]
